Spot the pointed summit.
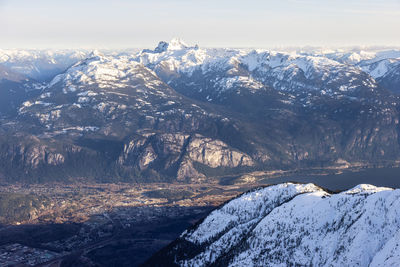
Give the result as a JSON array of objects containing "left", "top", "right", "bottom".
[{"left": 168, "top": 38, "right": 189, "bottom": 50}]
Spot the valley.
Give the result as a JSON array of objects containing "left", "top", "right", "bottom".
[
  {"left": 0, "top": 166, "right": 399, "bottom": 266},
  {"left": 0, "top": 180, "right": 250, "bottom": 266},
  {"left": 0, "top": 39, "right": 400, "bottom": 266},
  {"left": 2, "top": 0, "right": 400, "bottom": 265}
]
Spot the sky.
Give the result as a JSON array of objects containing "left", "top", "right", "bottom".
[{"left": 0, "top": 0, "right": 399, "bottom": 49}]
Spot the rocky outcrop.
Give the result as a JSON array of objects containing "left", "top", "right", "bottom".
[
  {"left": 176, "top": 158, "right": 206, "bottom": 182},
  {"left": 118, "top": 133, "right": 254, "bottom": 182},
  {"left": 186, "top": 135, "right": 254, "bottom": 168},
  {"left": 0, "top": 135, "right": 109, "bottom": 183},
  {"left": 4, "top": 140, "right": 65, "bottom": 169}
]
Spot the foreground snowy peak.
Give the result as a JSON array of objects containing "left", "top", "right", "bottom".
[{"left": 146, "top": 183, "right": 400, "bottom": 267}]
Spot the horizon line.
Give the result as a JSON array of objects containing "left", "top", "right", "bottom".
[{"left": 1, "top": 44, "right": 400, "bottom": 51}]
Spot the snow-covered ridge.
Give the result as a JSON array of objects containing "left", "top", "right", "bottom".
[
  {"left": 164, "top": 182, "right": 400, "bottom": 266},
  {"left": 322, "top": 49, "right": 400, "bottom": 79},
  {"left": 134, "top": 39, "right": 399, "bottom": 79},
  {"left": 132, "top": 39, "right": 383, "bottom": 96},
  {"left": 184, "top": 183, "right": 320, "bottom": 244},
  {"left": 323, "top": 50, "right": 400, "bottom": 65},
  {"left": 136, "top": 40, "right": 237, "bottom": 77},
  {"left": 2, "top": 40, "right": 399, "bottom": 96},
  {"left": 47, "top": 52, "right": 153, "bottom": 92},
  {"left": 2, "top": 42, "right": 399, "bottom": 84},
  {"left": 0, "top": 49, "right": 89, "bottom": 81},
  {"left": 3, "top": 39, "right": 399, "bottom": 104},
  {"left": 360, "top": 58, "right": 400, "bottom": 79}
]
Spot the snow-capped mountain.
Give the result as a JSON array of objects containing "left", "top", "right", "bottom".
[
  {"left": 1, "top": 40, "right": 400, "bottom": 183},
  {"left": 0, "top": 49, "right": 89, "bottom": 81},
  {"left": 134, "top": 41, "right": 382, "bottom": 101},
  {"left": 377, "top": 62, "right": 400, "bottom": 94},
  {"left": 12, "top": 48, "right": 254, "bottom": 182},
  {"left": 17, "top": 49, "right": 215, "bottom": 139},
  {"left": 324, "top": 49, "right": 400, "bottom": 94},
  {"left": 0, "top": 49, "right": 90, "bottom": 117},
  {"left": 145, "top": 182, "right": 400, "bottom": 267},
  {"left": 324, "top": 49, "right": 400, "bottom": 65},
  {"left": 0, "top": 64, "right": 41, "bottom": 117}
]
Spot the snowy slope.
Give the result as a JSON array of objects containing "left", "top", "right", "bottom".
[
  {"left": 324, "top": 49, "right": 400, "bottom": 82},
  {"left": 46, "top": 50, "right": 154, "bottom": 91},
  {"left": 359, "top": 58, "right": 400, "bottom": 79},
  {"left": 135, "top": 38, "right": 238, "bottom": 79},
  {"left": 134, "top": 40, "right": 380, "bottom": 101},
  {"left": 2, "top": 41, "right": 398, "bottom": 97},
  {"left": 0, "top": 49, "right": 88, "bottom": 81},
  {"left": 147, "top": 183, "right": 400, "bottom": 267},
  {"left": 18, "top": 50, "right": 203, "bottom": 134}
]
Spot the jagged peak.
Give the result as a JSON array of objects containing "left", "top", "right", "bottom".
[
  {"left": 149, "top": 38, "right": 198, "bottom": 53},
  {"left": 168, "top": 38, "right": 189, "bottom": 50},
  {"left": 154, "top": 41, "right": 169, "bottom": 53}
]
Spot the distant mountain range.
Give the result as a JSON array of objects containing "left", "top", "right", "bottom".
[
  {"left": 145, "top": 182, "right": 400, "bottom": 266},
  {"left": 0, "top": 40, "right": 400, "bottom": 183}
]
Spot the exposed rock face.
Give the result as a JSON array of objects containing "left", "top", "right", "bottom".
[
  {"left": 0, "top": 135, "right": 106, "bottom": 183},
  {"left": 5, "top": 141, "right": 64, "bottom": 169},
  {"left": 186, "top": 135, "right": 254, "bottom": 168},
  {"left": 118, "top": 133, "right": 188, "bottom": 171},
  {"left": 145, "top": 183, "right": 400, "bottom": 267},
  {"left": 118, "top": 133, "right": 253, "bottom": 182},
  {"left": 176, "top": 158, "right": 205, "bottom": 182}
]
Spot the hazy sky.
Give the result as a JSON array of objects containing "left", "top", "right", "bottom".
[{"left": 1, "top": 0, "right": 399, "bottom": 49}]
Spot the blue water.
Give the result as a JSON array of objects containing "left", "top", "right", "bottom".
[{"left": 265, "top": 167, "right": 400, "bottom": 191}]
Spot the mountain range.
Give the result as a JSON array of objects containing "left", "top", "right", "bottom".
[{"left": 0, "top": 40, "right": 400, "bottom": 183}]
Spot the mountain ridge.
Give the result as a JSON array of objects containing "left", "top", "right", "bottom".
[
  {"left": 0, "top": 40, "right": 400, "bottom": 183},
  {"left": 144, "top": 182, "right": 400, "bottom": 267}
]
